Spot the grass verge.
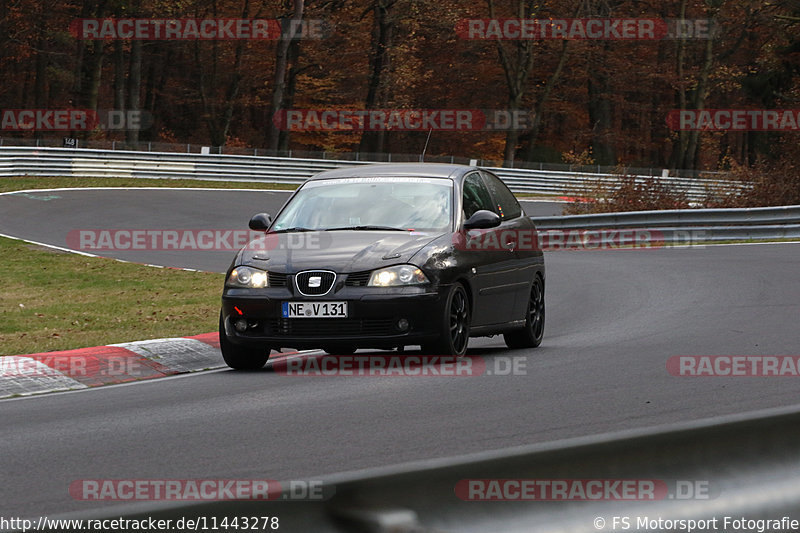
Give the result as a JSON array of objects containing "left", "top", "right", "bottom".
[
  {"left": 0, "top": 176, "right": 298, "bottom": 194},
  {"left": 0, "top": 236, "right": 224, "bottom": 356}
]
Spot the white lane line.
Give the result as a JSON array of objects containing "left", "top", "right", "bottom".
[
  {"left": 0, "top": 231, "right": 102, "bottom": 257},
  {"left": 0, "top": 186, "right": 290, "bottom": 271},
  {"left": 0, "top": 232, "right": 215, "bottom": 272},
  {"left": 0, "top": 187, "right": 294, "bottom": 196}
]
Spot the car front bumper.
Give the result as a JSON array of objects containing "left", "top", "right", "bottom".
[{"left": 221, "top": 285, "right": 449, "bottom": 350}]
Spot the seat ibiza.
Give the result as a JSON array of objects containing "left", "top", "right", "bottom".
[{"left": 219, "top": 163, "right": 545, "bottom": 369}]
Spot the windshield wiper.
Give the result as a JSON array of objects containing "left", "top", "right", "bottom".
[
  {"left": 324, "top": 225, "right": 410, "bottom": 232},
  {"left": 270, "top": 227, "right": 316, "bottom": 233}
]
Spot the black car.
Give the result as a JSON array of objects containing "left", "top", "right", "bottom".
[{"left": 219, "top": 163, "right": 545, "bottom": 370}]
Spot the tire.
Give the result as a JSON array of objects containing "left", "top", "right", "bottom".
[
  {"left": 323, "top": 346, "right": 357, "bottom": 355},
  {"left": 504, "top": 275, "right": 545, "bottom": 349},
  {"left": 219, "top": 312, "right": 271, "bottom": 370},
  {"left": 421, "top": 283, "right": 470, "bottom": 357}
]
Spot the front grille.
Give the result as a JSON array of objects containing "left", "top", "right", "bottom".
[
  {"left": 295, "top": 270, "right": 336, "bottom": 296},
  {"left": 345, "top": 271, "right": 372, "bottom": 287},
  {"left": 268, "top": 272, "right": 288, "bottom": 287},
  {"left": 265, "top": 318, "right": 395, "bottom": 337}
]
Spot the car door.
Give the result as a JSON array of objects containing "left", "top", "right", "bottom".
[
  {"left": 460, "top": 172, "right": 518, "bottom": 326},
  {"left": 480, "top": 170, "right": 542, "bottom": 322}
]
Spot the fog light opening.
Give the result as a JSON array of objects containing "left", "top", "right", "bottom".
[
  {"left": 396, "top": 318, "right": 410, "bottom": 332},
  {"left": 234, "top": 318, "right": 248, "bottom": 332}
]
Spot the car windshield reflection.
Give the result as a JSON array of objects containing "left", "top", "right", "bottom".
[{"left": 270, "top": 177, "right": 453, "bottom": 233}]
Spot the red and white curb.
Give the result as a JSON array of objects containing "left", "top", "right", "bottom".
[{"left": 0, "top": 332, "right": 223, "bottom": 399}]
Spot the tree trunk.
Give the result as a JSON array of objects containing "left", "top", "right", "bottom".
[
  {"left": 278, "top": 39, "right": 306, "bottom": 151},
  {"left": 587, "top": 62, "right": 615, "bottom": 166},
  {"left": 488, "top": 0, "right": 535, "bottom": 167},
  {"left": 522, "top": 40, "right": 570, "bottom": 162},
  {"left": 683, "top": 22, "right": 716, "bottom": 169},
  {"left": 358, "top": 0, "right": 396, "bottom": 155},
  {"left": 669, "top": 0, "right": 689, "bottom": 171},
  {"left": 113, "top": 40, "right": 126, "bottom": 113},
  {"left": 125, "top": 39, "right": 142, "bottom": 145},
  {"left": 33, "top": 2, "right": 48, "bottom": 139},
  {"left": 266, "top": 0, "right": 305, "bottom": 151},
  {"left": 77, "top": 1, "right": 108, "bottom": 113}
]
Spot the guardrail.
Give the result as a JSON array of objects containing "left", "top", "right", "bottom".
[
  {"left": 0, "top": 144, "right": 789, "bottom": 244},
  {"left": 495, "top": 165, "right": 745, "bottom": 201},
  {"left": 532, "top": 205, "right": 800, "bottom": 229},
  {"left": 530, "top": 204, "right": 800, "bottom": 245},
  {"left": 41, "top": 404, "right": 800, "bottom": 532},
  {"left": 0, "top": 146, "right": 745, "bottom": 202},
  {"left": 0, "top": 137, "right": 725, "bottom": 177}
]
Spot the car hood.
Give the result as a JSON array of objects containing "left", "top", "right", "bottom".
[{"left": 236, "top": 230, "right": 445, "bottom": 273}]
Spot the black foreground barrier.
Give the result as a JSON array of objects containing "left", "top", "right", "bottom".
[{"left": 33, "top": 404, "right": 800, "bottom": 532}]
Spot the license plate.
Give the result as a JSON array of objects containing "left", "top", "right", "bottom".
[{"left": 282, "top": 301, "right": 348, "bottom": 318}]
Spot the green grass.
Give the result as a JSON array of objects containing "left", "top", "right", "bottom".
[
  {"left": 0, "top": 236, "right": 224, "bottom": 356},
  {"left": 0, "top": 176, "right": 298, "bottom": 194},
  {"left": 0, "top": 176, "right": 280, "bottom": 355}
]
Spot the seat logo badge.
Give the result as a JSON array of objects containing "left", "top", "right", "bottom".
[{"left": 308, "top": 276, "right": 322, "bottom": 288}]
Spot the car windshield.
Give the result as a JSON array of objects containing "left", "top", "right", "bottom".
[{"left": 271, "top": 177, "right": 453, "bottom": 232}]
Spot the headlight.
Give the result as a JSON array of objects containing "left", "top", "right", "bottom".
[
  {"left": 368, "top": 265, "right": 429, "bottom": 287},
  {"left": 226, "top": 266, "right": 269, "bottom": 288}
]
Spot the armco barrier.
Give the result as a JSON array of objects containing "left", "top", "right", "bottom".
[
  {"left": 0, "top": 146, "right": 745, "bottom": 201},
  {"left": 532, "top": 205, "right": 800, "bottom": 229},
  {"left": 530, "top": 205, "right": 800, "bottom": 244},
  {"left": 39, "top": 404, "right": 800, "bottom": 532}
]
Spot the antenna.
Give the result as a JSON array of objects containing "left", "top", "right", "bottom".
[{"left": 419, "top": 128, "right": 433, "bottom": 162}]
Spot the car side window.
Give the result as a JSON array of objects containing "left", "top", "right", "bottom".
[
  {"left": 481, "top": 171, "right": 522, "bottom": 220},
  {"left": 462, "top": 172, "right": 495, "bottom": 219}
]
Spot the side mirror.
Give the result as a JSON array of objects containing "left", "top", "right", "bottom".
[
  {"left": 463, "top": 209, "right": 501, "bottom": 230},
  {"left": 248, "top": 213, "right": 272, "bottom": 231}
]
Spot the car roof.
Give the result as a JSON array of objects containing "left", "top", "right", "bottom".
[{"left": 307, "top": 163, "right": 478, "bottom": 181}]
